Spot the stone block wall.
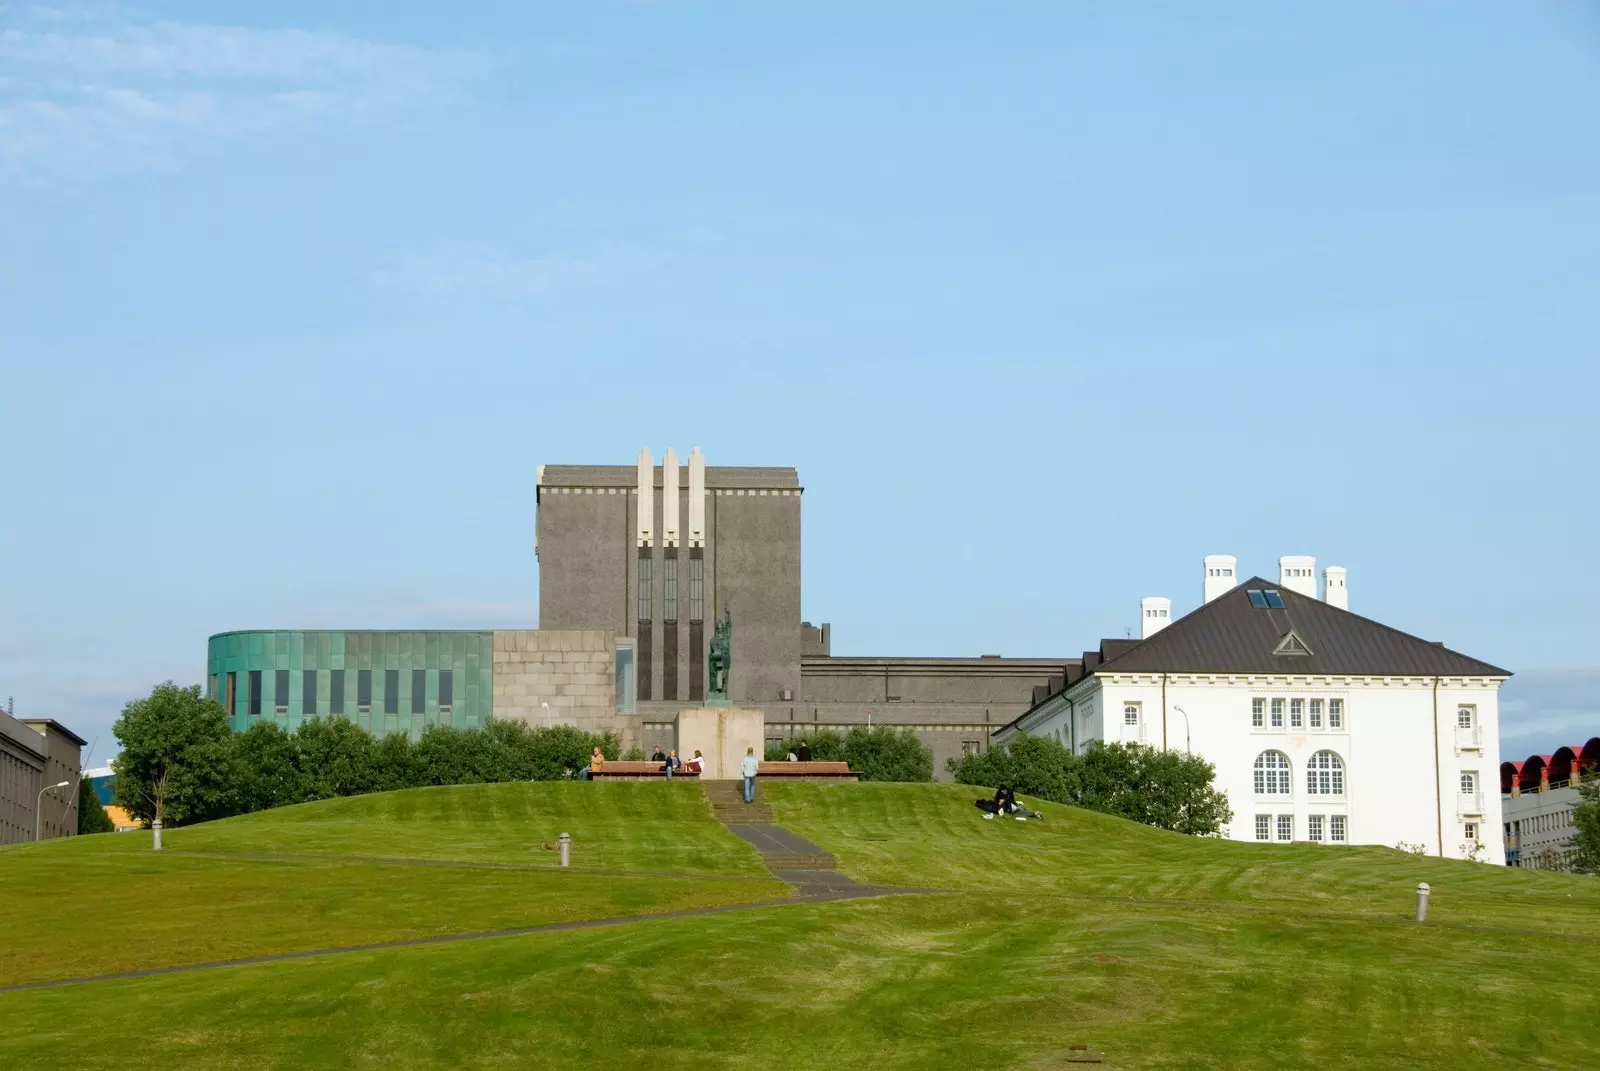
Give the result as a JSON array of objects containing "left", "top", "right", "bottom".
[{"left": 492, "top": 630, "right": 634, "bottom": 747}]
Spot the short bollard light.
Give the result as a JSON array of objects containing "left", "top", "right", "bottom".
[
  {"left": 559, "top": 832, "right": 571, "bottom": 868},
  {"left": 152, "top": 818, "right": 163, "bottom": 852},
  {"left": 1416, "top": 881, "right": 1430, "bottom": 922}
]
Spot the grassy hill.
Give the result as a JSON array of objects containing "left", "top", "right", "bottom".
[{"left": 3, "top": 781, "right": 1597, "bottom": 1069}]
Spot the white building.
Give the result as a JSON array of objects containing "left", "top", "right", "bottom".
[{"left": 996, "top": 556, "right": 1509, "bottom": 862}]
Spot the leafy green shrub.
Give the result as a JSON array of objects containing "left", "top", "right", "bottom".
[
  {"left": 841, "top": 727, "right": 933, "bottom": 782},
  {"left": 765, "top": 731, "right": 847, "bottom": 762},
  {"left": 950, "top": 738, "right": 1232, "bottom": 836},
  {"left": 296, "top": 716, "right": 378, "bottom": 799},
  {"left": 234, "top": 720, "right": 307, "bottom": 812}
]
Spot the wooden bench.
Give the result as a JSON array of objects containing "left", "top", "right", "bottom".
[
  {"left": 757, "top": 761, "right": 855, "bottom": 779},
  {"left": 589, "top": 761, "right": 701, "bottom": 780}
]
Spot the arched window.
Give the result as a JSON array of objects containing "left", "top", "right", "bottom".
[
  {"left": 1254, "top": 751, "right": 1292, "bottom": 796},
  {"left": 1307, "top": 750, "right": 1345, "bottom": 795}
]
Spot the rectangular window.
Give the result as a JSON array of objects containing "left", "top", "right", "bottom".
[
  {"left": 1309, "top": 699, "right": 1323, "bottom": 729},
  {"left": 439, "top": 669, "right": 453, "bottom": 711},
  {"left": 1330, "top": 815, "right": 1347, "bottom": 842},
  {"left": 1255, "top": 815, "right": 1271, "bottom": 841},
  {"left": 274, "top": 669, "right": 290, "bottom": 714},
  {"left": 1328, "top": 699, "right": 1344, "bottom": 729},
  {"left": 210, "top": 673, "right": 220, "bottom": 701},
  {"left": 1290, "top": 698, "right": 1304, "bottom": 729},
  {"left": 303, "top": 670, "right": 317, "bottom": 716},
  {"left": 1251, "top": 698, "right": 1264, "bottom": 728},
  {"left": 637, "top": 553, "right": 652, "bottom": 621},
  {"left": 962, "top": 740, "right": 982, "bottom": 756},
  {"left": 1308, "top": 814, "right": 1325, "bottom": 842},
  {"left": 1460, "top": 771, "right": 1477, "bottom": 795},
  {"left": 330, "top": 669, "right": 345, "bottom": 715},
  {"left": 412, "top": 669, "right": 426, "bottom": 715},
  {"left": 357, "top": 669, "right": 372, "bottom": 712},
  {"left": 1464, "top": 822, "right": 1478, "bottom": 841},
  {"left": 1124, "top": 703, "right": 1140, "bottom": 726},
  {"left": 384, "top": 669, "right": 399, "bottom": 715},
  {"left": 1270, "top": 699, "right": 1284, "bottom": 728},
  {"left": 248, "top": 670, "right": 263, "bottom": 717},
  {"left": 1457, "top": 705, "right": 1475, "bottom": 729},
  {"left": 663, "top": 555, "right": 678, "bottom": 623},
  {"left": 1276, "top": 814, "right": 1293, "bottom": 842},
  {"left": 225, "top": 671, "right": 237, "bottom": 716},
  {"left": 689, "top": 554, "right": 704, "bottom": 622}
]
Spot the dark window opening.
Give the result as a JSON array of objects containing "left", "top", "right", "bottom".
[
  {"left": 663, "top": 553, "right": 678, "bottom": 623},
  {"left": 225, "top": 671, "right": 237, "bottom": 716},
  {"left": 689, "top": 553, "right": 704, "bottom": 622},
  {"left": 439, "top": 669, "right": 454, "bottom": 710},
  {"left": 357, "top": 669, "right": 373, "bottom": 711},
  {"left": 303, "top": 669, "right": 318, "bottom": 715},
  {"left": 638, "top": 552, "right": 653, "bottom": 622},
  {"left": 385, "top": 669, "right": 400, "bottom": 715},
  {"left": 412, "top": 669, "right": 426, "bottom": 715},
  {"left": 1264, "top": 590, "right": 1286, "bottom": 609},
  {"left": 1246, "top": 590, "right": 1269, "bottom": 609},
  {"left": 248, "top": 670, "right": 262, "bottom": 717},
  {"left": 274, "top": 669, "right": 290, "bottom": 714},
  {"left": 330, "top": 669, "right": 345, "bottom": 715}
]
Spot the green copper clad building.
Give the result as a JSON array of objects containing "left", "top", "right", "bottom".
[{"left": 207, "top": 629, "right": 636, "bottom": 742}]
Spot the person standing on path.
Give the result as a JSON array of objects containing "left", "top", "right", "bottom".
[{"left": 741, "top": 747, "right": 760, "bottom": 803}]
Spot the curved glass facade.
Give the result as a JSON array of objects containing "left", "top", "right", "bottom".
[{"left": 207, "top": 630, "right": 494, "bottom": 739}]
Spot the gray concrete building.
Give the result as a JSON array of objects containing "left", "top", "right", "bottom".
[
  {"left": 537, "top": 451, "right": 1066, "bottom": 778},
  {"left": 1, "top": 708, "right": 85, "bottom": 845}
]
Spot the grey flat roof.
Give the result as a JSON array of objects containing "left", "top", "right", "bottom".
[{"left": 541, "top": 465, "right": 800, "bottom": 490}]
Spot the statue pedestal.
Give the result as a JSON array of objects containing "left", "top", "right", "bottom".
[{"left": 675, "top": 708, "right": 764, "bottom": 780}]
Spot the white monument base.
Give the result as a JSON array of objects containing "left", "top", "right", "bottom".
[{"left": 675, "top": 707, "right": 765, "bottom": 780}]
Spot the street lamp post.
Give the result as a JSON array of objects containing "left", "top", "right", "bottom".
[
  {"left": 1173, "top": 707, "right": 1192, "bottom": 754},
  {"left": 35, "top": 781, "right": 69, "bottom": 842}
]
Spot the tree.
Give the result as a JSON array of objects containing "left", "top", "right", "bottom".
[
  {"left": 77, "top": 777, "right": 114, "bottom": 834},
  {"left": 949, "top": 737, "right": 1233, "bottom": 837},
  {"left": 1574, "top": 777, "right": 1600, "bottom": 875},
  {"left": 112, "top": 681, "right": 238, "bottom": 827},
  {"left": 234, "top": 720, "right": 306, "bottom": 812},
  {"left": 841, "top": 727, "right": 934, "bottom": 782},
  {"left": 296, "top": 716, "right": 376, "bottom": 799}
]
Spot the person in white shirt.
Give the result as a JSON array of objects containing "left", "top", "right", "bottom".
[
  {"left": 740, "top": 747, "right": 760, "bottom": 803},
  {"left": 686, "top": 750, "right": 705, "bottom": 773}
]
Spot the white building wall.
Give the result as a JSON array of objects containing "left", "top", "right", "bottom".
[{"left": 1006, "top": 673, "right": 1504, "bottom": 862}]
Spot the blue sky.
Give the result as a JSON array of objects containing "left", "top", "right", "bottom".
[{"left": 2, "top": 1, "right": 1596, "bottom": 766}]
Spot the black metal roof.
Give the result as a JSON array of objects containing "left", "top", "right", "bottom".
[{"left": 1097, "top": 578, "right": 1510, "bottom": 678}]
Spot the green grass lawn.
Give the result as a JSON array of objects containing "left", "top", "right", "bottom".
[
  {"left": 0, "top": 782, "right": 779, "bottom": 987},
  {"left": 3, "top": 781, "right": 1598, "bottom": 1069}
]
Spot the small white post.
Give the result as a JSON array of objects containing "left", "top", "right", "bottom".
[
  {"left": 542, "top": 701, "right": 551, "bottom": 729},
  {"left": 1415, "top": 881, "right": 1430, "bottom": 922},
  {"left": 152, "top": 818, "right": 163, "bottom": 852},
  {"left": 559, "top": 832, "right": 570, "bottom": 868}
]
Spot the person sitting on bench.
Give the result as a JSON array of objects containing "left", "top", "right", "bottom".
[
  {"left": 685, "top": 749, "right": 706, "bottom": 773},
  {"left": 795, "top": 739, "right": 813, "bottom": 762},
  {"left": 650, "top": 745, "right": 667, "bottom": 765},
  {"left": 579, "top": 746, "right": 604, "bottom": 781},
  {"left": 976, "top": 786, "right": 1043, "bottom": 820},
  {"left": 663, "top": 748, "right": 682, "bottom": 779}
]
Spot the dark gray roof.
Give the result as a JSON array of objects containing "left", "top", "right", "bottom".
[
  {"left": 1098, "top": 578, "right": 1509, "bottom": 678},
  {"left": 541, "top": 465, "right": 799, "bottom": 490}
]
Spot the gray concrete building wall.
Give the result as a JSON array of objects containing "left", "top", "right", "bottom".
[
  {"left": 1, "top": 713, "right": 83, "bottom": 844},
  {"left": 538, "top": 462, "right": 802, "bottom": 710},
  {"left": 490, "top": 630, "right": 633, "bottom": 747}
]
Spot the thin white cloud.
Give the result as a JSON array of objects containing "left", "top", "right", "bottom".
[
  {"left": 0, "top": 6, "right": 483, "bottom": 175},
  {"left": 375, "top": 243, "right": 675, "bottom": 301}
]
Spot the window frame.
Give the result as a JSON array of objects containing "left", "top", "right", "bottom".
[
  {"left": 303, "top": 669, "right": 317, "bottom": 716},
  {"left": 1290, "top": 698, "right": 1304, "bottom": 729},
  {"left": 1307, "top": 750, "right": 1346, "bottom": 796},
  {"left": 412, "top": 668, "right": 426, "bottom": 716},
  {"left": 1308, "top": 814, "right": 1325, "bottom": 843},
  {"left": 1330, "top": 814, "right": 1347, "bottom": 842},
  {"left": 1457, "top": 705, "right": 1475, "bottom": 730},
  {"left": 330, "top": 669, "right": 345, "bottom": 715},
  {"left": 357, "top": 669, "right": 372, "bottom": 713},
  {"left": 1328, "top": 698, "right": 1344, "bottom": 729},
  {"left": 1253, "top": 751, "right": 1292, "bottom": 797},
  {"left": 1309, "top": 698, "right": 1323, "bottom": 729},
  {"left": 1276, "top": 814, "right": 1293, "bottom": 842},
  {"left": 438, "top": 669, "right": 454, "bottom": 713},
  {"left": 1460, "top": 771, "right": 1478, "bottom": 796},
  {"left": 274, "top": 669, "right": 290, "bottom": 715},
  {"left": 1123, "top": 702, "right": 1140, "bottom": 727},
  {"left": 662, "top": 554, "right": 679, "bottom": 623},
  {"left": 1251, "top": 698, "right": 1264, "bottom": 728},
  {"left": 1270, "top": 698, "right": 1284, "bottom": 729},
  {"left": 1255, "top": 814, "right": 1271, "bottom": 841},
  {"left": 384, "top": 669, "right": 400, "bottom": 716},
  {"left": 637, "top": 553, "right": 653, "bottom": 622},
  {"left": 248, "top": 670, "right": 263, "bottom": 717}
]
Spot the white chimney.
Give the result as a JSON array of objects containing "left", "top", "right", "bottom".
[
  {"left": 636, "top": 448, "right": 654, "bottom": 547},
  {"left": 1141, "top": 597, "right": 1172, "bottom": 639},
  {"left": 1279, "top": 555, "right": 1316, "bottom": 598},
  {"left": 1203, "top": 555, "right": 1237, "bottom": 604},
  {"left": 687, "top": 447, "right": 706, "bottom": 547},
  {"left": 662, "top": 447, "right": 680, "bottom": 546},
  {"left": 1323, "top": 566, "right": 1348, "bottom": 610}
]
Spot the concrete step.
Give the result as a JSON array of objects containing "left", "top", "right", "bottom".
[{"left": 763, "top": 853, "right": 835, "bottom": 870}]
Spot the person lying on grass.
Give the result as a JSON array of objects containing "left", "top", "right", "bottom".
[{"left": 976, "top": 785, "right": 1043, "bottom": 821}]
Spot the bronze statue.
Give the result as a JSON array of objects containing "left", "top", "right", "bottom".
[{"left": 708, "top": 607, "right": 732, "bottom": 701}]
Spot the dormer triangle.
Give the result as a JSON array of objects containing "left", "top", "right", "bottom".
[{"left": 1274, "top": 629, "right": 1312, "bottom": 657}]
